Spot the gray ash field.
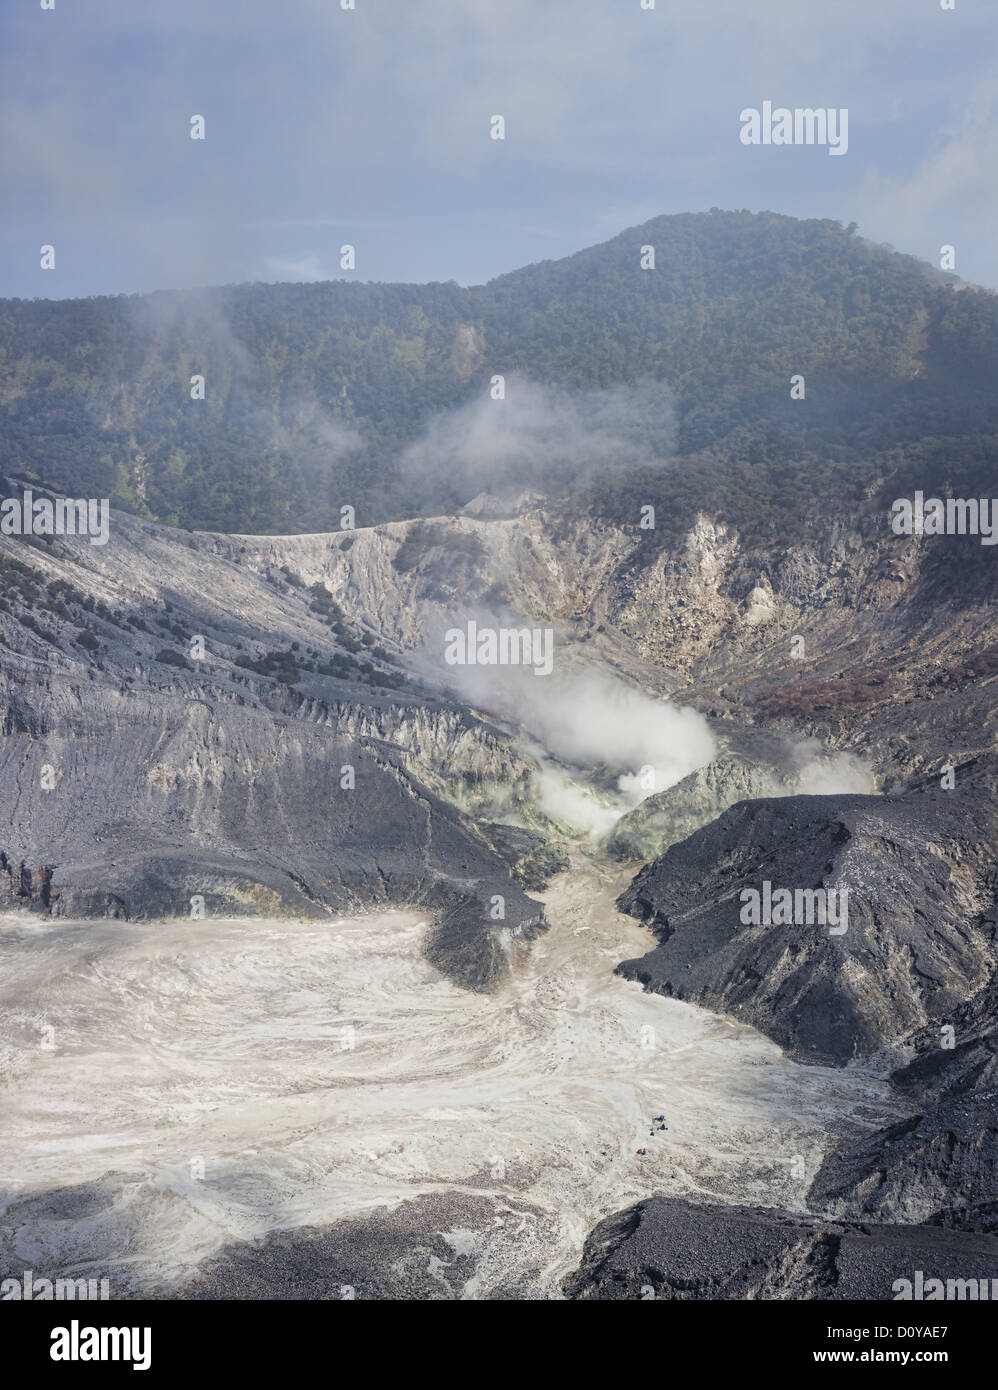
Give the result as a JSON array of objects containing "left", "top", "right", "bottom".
[{"left": 1, "top": 860, "right": 902, "bottom": 1299}]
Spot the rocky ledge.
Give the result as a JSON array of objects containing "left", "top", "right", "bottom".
[{"left": 564, "top": 1196, "right": 998, "bottom": 1300}]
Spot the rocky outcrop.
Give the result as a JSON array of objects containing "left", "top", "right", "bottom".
[
  {"left": 474, "top": 821, "right": 569, "bottom": 890},
  {"left": 616, "top": 769, "right": 998, "bottom": 1065},
  {"left": 563, "top": 1196, "right": 998, "bottom": 1301},
  {"left": 0, "top": 513, "right": 551, "bottom": 991},
  {"left": 0, "top": 853, "right": 53, "bottom": 910},
  {"left": 808, "top": 973, "right": 998, "bottom": 1231},
  {"left": 614, "top": 758, "right": 998, "bottom": 1249},
  {"left": 808, "top": 1090, "right": 998, "bottom": 1229},
  {"left": 0, "top": 693, "right": 544, "bottom": 990},
  {"left": 606, "top": 746, "right": 781, "bottom": 861}
]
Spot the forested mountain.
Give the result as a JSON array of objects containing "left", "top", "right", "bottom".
[{"left": 1, "top": 209, "right": 996, "bottom": 536}]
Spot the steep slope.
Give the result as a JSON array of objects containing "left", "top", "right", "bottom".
[
  {"left": 3, "top": 210, "right": 998, "bottom": 1298},
  {"left": 808, "top": 979, "right": 998, "bottom": 1231},
  {"left": 0, "top": 510, "right": 546, "bottom": 990},
  {"left": 616, "top": 773, "right": 998, "bottom": 1066},
  {"left": 808, "top": 1092, "right": 998, "bottom": 1230}
]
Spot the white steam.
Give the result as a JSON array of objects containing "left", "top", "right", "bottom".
[
  {"left": 400, "top": 373, "right": 675, "bottom": 502},
  {"left": 508, "top": 665, "right": 716, "bottom": 806},
  {"left": 531, "top": 765, "right": 625, "bottom": 841},
  {"left": 421, "top": 621, "right": 716, "bottom": 840},
  {"left": 788, "top": 740, "right": 876, "bottom": 796}
]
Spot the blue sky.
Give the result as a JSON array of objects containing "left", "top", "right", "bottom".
[{"left": 1, "top": 0, "right": 995, "bottom": 298}]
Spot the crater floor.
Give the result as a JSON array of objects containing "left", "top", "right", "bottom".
[{"left": 0, "top": 858, "right": 902, "bottom": 1298}]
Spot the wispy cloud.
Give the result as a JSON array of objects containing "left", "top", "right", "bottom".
[
  {"left": 1, "top": 0, "right": 995, "bottom": 294},
  {"left": 266, "top": 254, "right": 333, "bottom": 282}
]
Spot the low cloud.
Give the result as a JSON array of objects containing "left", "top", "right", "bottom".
[
  {"left": 400, "top": 374, "right": 676, "bottom": 506},
  {"left": 856, "top": 83, "right": 998, "bottom": 281},
  {"left": 266, "top": 254, "right": 333, "bottom": 283}
]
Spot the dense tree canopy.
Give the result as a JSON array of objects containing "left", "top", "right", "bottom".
[{"left": 1, "top": 210, "right": 995, "bottom": 536}]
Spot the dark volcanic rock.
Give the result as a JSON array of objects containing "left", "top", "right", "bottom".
[
  {"left": 0, "top": 694, "right": 544, "bottom": 991},
  {"left": 476, "top": 821, "right": 569, "bottom": 890},
  {"left": 927, "top": 1203, "right": 998, "bottom": 1236},
  {"left": 890, "top": 969, "right": 998, "bottom": 1102},
  {"left": 808, "top": 1090, "right": 998, "bottom": 1228},
  {"left": 894, "top": 1032, "right": 998, "bottom": 1100},
  {"left": 0, "top": 853, "right": 54, "bottom": 911},
  {"left": 807, "top": 947, "right": 998, "bottom": 1234},
  {"left": 563, "top": 1196, "right": 998, "bottom": 1301},
  {"left": 168, "top": 1191, "right": 543, "bottom": 1300},
  {"left": 616, "top": 772, "right": 998, "bottom": 1065}
]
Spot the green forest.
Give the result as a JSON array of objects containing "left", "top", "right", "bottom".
[{"left": 1, "top": 209, "right": 996, "bottom": 539}]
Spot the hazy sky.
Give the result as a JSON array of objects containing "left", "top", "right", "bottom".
[{"left": 1, "top": 0, "right": 995, "bottom": 298}]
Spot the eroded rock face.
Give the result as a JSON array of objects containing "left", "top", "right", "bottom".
[
  {"left": 475, "top": 821, "right": 570, "bottom": 890},
  {"left": 0, "top": 699, "right": 544, "bottom": 990},
  {"left": 808, "top": 1091, "right": 998, "bottom": 1229},
  {"left": 0, "top": 513, "right": 549, "bottom": 991},
  {"left": 0, "top": 854, "right": 53, "bottom": 911},
  {"left": 616, "top": 769, "right": 998, "bottom": 1066},
  {"left": 893, "top": 1031, "right": 998, "bottom": 1104},
  {"left": 563, "top": 1197, "right": 998, "bottom": 1301},
  {"left": 606, "top": 746, "right": 782, "bottom": 861},
  {"left": 808, "top": 974, "right": 998, "bottom": 1232}
]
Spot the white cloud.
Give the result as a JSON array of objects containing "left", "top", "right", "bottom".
[
  {"left": 266, "top": 254, "right": 332, "bottom": 282},
  {"left": 857, "top": 84, "right": 998, "bottom": 256}
]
